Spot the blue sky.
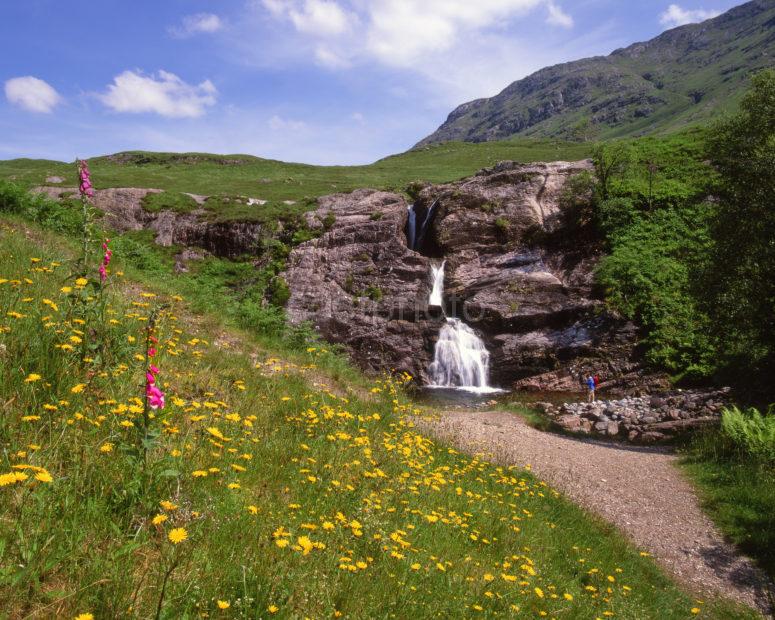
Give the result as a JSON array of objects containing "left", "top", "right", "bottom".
[{"left": 0, "top": 0, "right": 744, "bottom": 165}]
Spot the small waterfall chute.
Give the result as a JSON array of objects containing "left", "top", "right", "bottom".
[
  {"left": 414, "top": 197, "right": 439, "bottom": 250},
  {"left": 406, "top": 204, "right": 417, "bottom": 250},
  {"left": 428, "top": 318, "right": 499, "bottom": 393},
  {"left": 429, "top": 260, "right": 445, "bottom": 308}
]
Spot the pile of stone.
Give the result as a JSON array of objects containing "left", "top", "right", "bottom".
[{"left": 534, "top": 388, "right": 730, "bottom": 443}]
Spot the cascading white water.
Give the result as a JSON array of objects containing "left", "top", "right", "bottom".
[
  {"left": 428, "top": 318, "right": 495, "bottom": 391},
  {"left": 406, "top": 204, "right": 417, "bottom": 250},
  {"left": 429, "top": 260, "right": 445, "bottom": 307}
]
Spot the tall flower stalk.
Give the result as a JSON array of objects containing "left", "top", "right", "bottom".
[
  {"left": 76, "top": 159, "right": 95, "bottom": 271},
  {"left": 141, "top": 309, "right": 165, "bottom": 464}
]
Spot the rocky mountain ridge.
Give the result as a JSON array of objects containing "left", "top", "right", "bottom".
[{"left": 418, "top": 0, "right": 775, "bottom": 145}]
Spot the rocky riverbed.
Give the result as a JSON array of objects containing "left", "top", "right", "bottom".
[{"left": 535, "top": 388, "right": 731, "bottom": 442}]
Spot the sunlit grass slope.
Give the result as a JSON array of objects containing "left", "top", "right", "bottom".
[
  {"left": 0, "top": 139, "right": 593, "bottom": 201},
  {"left": 0, "top": 217, "right": 754, "bottom": 618}
]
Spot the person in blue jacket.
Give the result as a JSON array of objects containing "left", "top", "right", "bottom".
[{"left": 586, "top": 375, "right": 596, "bottom": 402}]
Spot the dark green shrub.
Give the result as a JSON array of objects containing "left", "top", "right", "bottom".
[
  {"left": 596, "top": 197, "right": 637, "bottom": 238},
  {"left": 0, "top": 182, "right": 83, "bottom": 235},
  {"left": 269, "top": 276, "right": 291, "bottom": 307}
]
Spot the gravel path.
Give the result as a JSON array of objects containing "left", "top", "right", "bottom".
[{"left": 419, "top": 409, "right": 772, "bottom": 615}]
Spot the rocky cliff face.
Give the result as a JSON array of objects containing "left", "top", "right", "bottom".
[
  {"left": 284, "top": 161, "right": 658, "bottom": 392},
  {"left": 32, "top": 186, "right": 266, "bottom": 259}
]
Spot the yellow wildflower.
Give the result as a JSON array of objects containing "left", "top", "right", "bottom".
[{"left": 168, "top": 528, "right": 188, "bottom": 544}]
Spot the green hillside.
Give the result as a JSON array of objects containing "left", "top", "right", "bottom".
[
  {"left": 0, "top": 139, "right": 592, "bottom": 200},
  {"left": 417, "top": 0, "right": 774, "bottom": 145}
]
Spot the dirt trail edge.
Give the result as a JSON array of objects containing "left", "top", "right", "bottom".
[{"left": 417, "top": 409, "right": 772, "bottom": 615}]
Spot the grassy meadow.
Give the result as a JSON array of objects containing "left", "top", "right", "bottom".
[
  {"left": 0, "top": 216, "right": 755, "bottom": 619},
  {"left": 0, "top": 138, "right": 594, "bottom": 201}
]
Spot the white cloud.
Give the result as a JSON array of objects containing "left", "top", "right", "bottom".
[
  {"left": 314, "top": 45, "right": 351, "bottom": 68},
  {"left": 264, "top": 0, "right": 354, "bottom": 36},
  {"left": 659, "top": 4, "right": 721, "bottom": 28},
  {"left": 247, "top": 0, "right": 611, "bottom": 105},
  {"left": 169, "top": 13, "right": 224, "bottom": 37},
  {"left": 256, "top": 1, "right": 572, "bottom": 69},
  {"left": 268, "top": 114, "right": 307, "bottom": 131},
  {"left": 100, "top": 70, "right": 217, "bottom": 118},
  {"left": 364, "top": 0, "right": 545, "bottom": 67},
  {"left": 5, "top": 76, "right": 62, "bottom": 113},
  {"left": 351, "top": 111, "right": 365, "bottom": 124},
  {"left": 546, "top": 2, "right": 573, "bottom": 28}
]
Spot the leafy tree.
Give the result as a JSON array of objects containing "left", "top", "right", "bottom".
[
  {"left": 703, "top": 70, "right": 775, "bottom": 392},
  {"left": 592, "top": 143, "right": 632, "bottom": 201}
]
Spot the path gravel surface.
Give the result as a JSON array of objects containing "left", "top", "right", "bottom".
[{"left": 419, "top": 409, "right": 772, "bottom": 615}]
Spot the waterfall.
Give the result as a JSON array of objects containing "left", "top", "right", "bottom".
[
  {"left": 406, "top": 204, "right": 416, "bottom": 250},
  {"left": 428, "top": 318, "right": 496, "bottom": 392},
  {"left": 429, "top": 260, "right": 445, "bottom": 307},
  {"left": 412, "top": 198, "right": 439, "bottom": 250}
]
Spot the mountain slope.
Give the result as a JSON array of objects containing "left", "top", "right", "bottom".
[{"left": 417, "top": 0, "right": 774, "bottom": 146}]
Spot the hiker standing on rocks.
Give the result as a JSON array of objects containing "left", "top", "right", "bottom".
[{"left": 586, "top": 375, "right": 596, "bottom": 402}]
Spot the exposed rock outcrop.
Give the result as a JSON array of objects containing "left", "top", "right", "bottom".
[
  {"left": 284, "top": 161, "right": 660, "bottom": 390},
  {"left": 285, "top": 189, "right": 436, "bottom": 377},
  {"left": 32, "top": 186, "right": 265, "bottom": 258},
  {"left": 535, "top": 388, "right": 731, "bottom": 442}
]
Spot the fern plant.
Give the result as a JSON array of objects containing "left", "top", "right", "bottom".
[{"left": 719, "top": 406, "right": 775, "bottom": 466}]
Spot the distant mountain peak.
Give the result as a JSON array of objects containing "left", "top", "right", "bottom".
[{"left": 416, "top": 0, "right": 774, "bottom": 147}]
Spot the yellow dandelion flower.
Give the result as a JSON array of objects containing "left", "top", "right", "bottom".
[
  {"left": 71, "top": 384, "right": 86, "bottom": 394},
  {"left": 168, "top": 528, "right": 188, "bottom": 544},
  {"left": 534, "top": 587, "right": 544, "bottom": 598},
  {"left": 206, "top": 427, "right": 225, "bottom": 440},
  {"left": 152, "top": 514, "right": 168, "bottom": 525},
  {"left": 217, "top": 600, "right": 230, "bottom": 609},
  {"left": 690, "top": 609, "right": 701, "bottom": 615},
  {"left": 74, "top": 614, "right": 94, "bottom": 620},
  {"left": 0, "top": 471, "right": 28, "bottom": 486},
  {"left": 268, "top": 605, "right": 279, "bottom": 614},
  {"left": 75, "top": 277, "right": 88, "bottom": 287},
  {"left": 100, "top": 443, "right": 114, "bottom": 453},
  {"left": 61, "top": 286, "right": 72, "bottom": 293},
  {"left": 160, "top": 500, "right": 178, "bottom": 510},
  {"left": 275, "top": 538, "right": 290, "bottom": 548},
  {"left": 24, "top": 373, "right": 42, "bottom": 383},
  {"left": 34, "top": 471, "right": 53, "bottom": 483}
]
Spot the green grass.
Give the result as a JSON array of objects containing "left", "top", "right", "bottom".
[
  {"left": 141, "top": 191, "right": 200, "bottom": 214},
  {"left": 681, "top": 426, "right": 775, "bottom": 583},
  {"left": 0, "top": 217, "right": 758, "bottom": 618},
  {"left": 0, "top": 138, "right": 594, "bottom": 202}
]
